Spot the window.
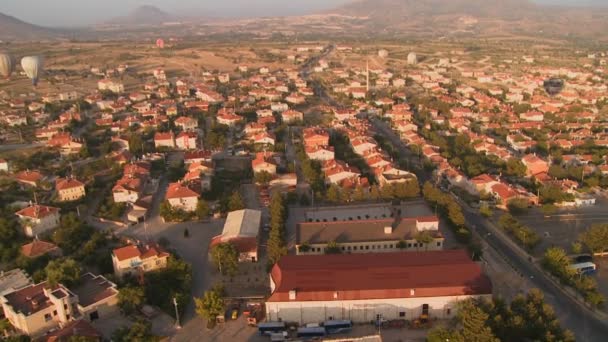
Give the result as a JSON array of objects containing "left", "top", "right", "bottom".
[
  {"left": 64, "top": 304, "right": 68, "bottom": 310},
  {"left": 437, "top": 242, "right": 441, "bottom": 247},
  {"left": 347, "top": 246, "right": 352, "bottom": 250},
  {"left": 341, "top": 247, "right": 345, "bottom": 251},
  {"left": 389, "top": 244, "right": 394, "bottom": 248},
  {"left": 353, "top": 246, "right": 358, "bottom": 250},
  {"left": 446, "top": 308, "right": 452, "bottom": 316},
  {"left": 53, "top": 310, "right": 57, "bottom": 316},
  {"left": 365, "top": 246, "right": 369, "bottom": 250},
  {"left": 357, "top": 216, "right": 361, "bottom": 220},
  {"left": 399, "top": 312, "right": 406, "bottom": 317},
  {"left": 408, "top": 243, "right": 412, "bottom": 248},
  {"left": 372, "top": 245, "right": 376, "bottom": 249},
  {"left": 44, "top": 313, "right": 52, "bottom": 322},
  {"left": 384, "top": 244, "right": 388, "bottom": 249}
]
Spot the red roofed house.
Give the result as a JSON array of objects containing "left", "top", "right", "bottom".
[
  {"left": 111, "top": 243, "right": 170, "bottom": 278},
  {"left": 175, "top": 132, "right": 198, "bottom": 150},
  {"left": 21, "top": 240, "right": 61, "bottom": 258},
  {"left": 522, "top": 154, "right": 549, "bottom": 177},
  {"left": 281, "top": 110, "right": 303, "bottom": 124},
  {"left": 14, "top": 170, "right": 44, "bottom": 187},
  {"left": 266, "top": 250, "right": 492, "bottom": 324},
  {"left": 174, "top": 116, "right": 198, "bottom": 131},
  {"left": 1, "top": 273, "right": 118, "bottom": 337},
  {"left": 55, "top": 178, "right": 86, "bottom": 202},
  {"left": 210, "top": 209, "right": 262, "bottom": 262},
  {"left": 165, "top": 182, "right": 199, "bottom": 212},
  {"left": 15, "top": 205, "right": 61, "bottom": 238},
  {"left": 252, "top": 152, "right": 278, "bottom": 175},
  {"left": 154, "top": 132, "right": 175, "bottom": 149}
]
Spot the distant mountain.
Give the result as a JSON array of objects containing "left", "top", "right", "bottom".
[
  {"left": 328, "top": 0, "right": 608, "bottom": 39},
  {"left": 105, "top": 5, "right": 176, "bottom": 26},
  {"left": 0, "top": 11, "right": 58, "bottom": 40}
]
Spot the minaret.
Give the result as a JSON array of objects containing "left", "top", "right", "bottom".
[{"left": 366, "top": 59, "right": 370, "bottom": 92}]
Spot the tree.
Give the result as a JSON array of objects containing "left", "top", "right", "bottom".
[
  {"left": 45, "top": 258, "right": 81, "bottom": 287},
  {"left": 118, "top": 286, "right": 145, "bottom": 316},
  {"left": 196, "top": 199, "right": 210, "bottom": 220},
  {"left": 254, "top": 171, "right": 273, "bottom": 186},
  {"left": 505, "top": 158, "right": 526, "bottom": 178},
  {"left": 414, "top": 231, "right": 435, "bottom": 251},
  {"left": 195, "top": 286, "right": 225, "bottom": 321},
  {"left": 507, "top": 198, "right": 529, "bottom": 214},
  {"left": 479, "top": 204, "right": 492, "bottom": 218},
  {"left": 396, "top": 240, "right": 407, "bottom": 250},
  {"left": 579, "top": 224, "right": 608, "bottom": 254},
  {"left": 541, "top": 204, "right": 557, "bottom": 216},
  {"left": 111, "top": 320, "right": 159, "bottom": 342},
  {"left": 352, "top": 185, "right": 367, "bottom": 202},
  {"left": 227, "top": 191, "right": 245, "bottom": 211},
  {"left": 447, "top": 202, "right": 465, "bottom": 227},
  {"left": 456, "top": 299, "right": 499, "bottom": 342},
  {"left": 326, "top": 184, "right": 342, "bottom": 203},
  {"left": 210, "top": 243, "right": 239, "bottom": 276},
  {"left": 542, "top": 247, "right": 575, "bottom": 280},
  {"left": 325, "top": 241, "right": 342, "bottom": 254}
]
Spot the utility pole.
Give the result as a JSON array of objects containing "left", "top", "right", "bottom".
[{"left": 173, "top": 297, "right": 181, "bottom": 329}]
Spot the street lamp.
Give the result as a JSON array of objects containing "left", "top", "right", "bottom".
[{"left": 173, "top": 297, "right": 181, "bottom": 329}]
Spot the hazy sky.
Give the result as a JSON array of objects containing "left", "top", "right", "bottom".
[
  {"left": 0, "top": 0, "right": 604, "bottom": 27},
  {"left": 0, "top": 0, "right": 352, "bottom": 27}
]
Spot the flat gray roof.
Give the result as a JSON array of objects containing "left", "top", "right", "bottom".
[{"left": 222, "top": 209, "right": 262, "bottom": 239}]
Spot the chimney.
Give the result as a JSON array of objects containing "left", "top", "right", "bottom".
[
  {"left": 384, "top": 226, "right": 392, "bottom": 234},
  {"left": 410, "top": 289, "right": 416, "bottom": 296},
  {"left": 289, "top": 289, "right": 297, "bottom": 300}
]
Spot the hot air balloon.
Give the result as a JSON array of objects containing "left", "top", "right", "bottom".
[
  {"left": 0, "top": 53, "right": 15, "bottom": 78},
  {"left": 156, "top": 38, "right": 165, "bottom": 49},
  {"left": 21, "top": 56, "right": 44, "bottom": 86},
  {"left": 543, "top": 78, "right": 564, "bottom": 97}
]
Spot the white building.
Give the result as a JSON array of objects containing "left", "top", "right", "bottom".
[
  {"left": 266, "top": 251, "right": 492, "bottom": 324},
  {"left": 15, "top": 205, "right": 61, "bottom": 238}
]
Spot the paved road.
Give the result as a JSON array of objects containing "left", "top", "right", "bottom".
[{"left": 0, "top": 142, "right": 44, "bottom": 152}]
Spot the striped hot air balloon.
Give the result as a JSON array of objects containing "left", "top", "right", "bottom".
[{"left": 0, "top": 52, "right": 15, "bottom": 78}]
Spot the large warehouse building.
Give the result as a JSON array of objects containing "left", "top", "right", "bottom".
[{"left": 265, "top": 250, "right": 491, "bottom": 324}]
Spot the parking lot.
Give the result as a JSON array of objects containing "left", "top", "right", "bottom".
[{"left": 513, "top": 198, "right": 608, "bottom": 257}]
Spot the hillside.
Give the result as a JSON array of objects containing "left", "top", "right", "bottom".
[
  {"left": 106, "top": 5, "right": 175, "bottom": 26},
  {"left": 328, "top": 0, "right": 608, "bottom": 39},
  {"left": 0, "top": 12, "right": 57, "bottom": 40}
]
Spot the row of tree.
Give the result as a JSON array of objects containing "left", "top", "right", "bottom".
[
  {"left": 428, "top": 290, "right": 575, "bottom": 342},
  {"left": 267, "top": 193, "right": 288, "bottom": 266},
  {"left": 497, "top": 213, "right": 541, "bottom": 251},
  {"left": 542, "top": 247, "right": 604, "bottom": 307}
]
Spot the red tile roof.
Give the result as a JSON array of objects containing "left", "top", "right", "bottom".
[
  {"left": 21, "top": 240, "right": 59, "bottom": 258},
  {"left": 15, "top": 205, "right": 60, "bottom": 219},
  {"left": 112, "top": 243, "right": 170, "bottom": 262},
  {"left": 43, "top": 319, "right": 101, "bottom": 341},
  {"left": 56, "top": 178, "right": 85, "bottom": 191},
  {"left": 165, "top": 182, "right": 199, "bottom": 199},
  {"left": 268, "top": 250, "right": 491, "bottom": 302}
]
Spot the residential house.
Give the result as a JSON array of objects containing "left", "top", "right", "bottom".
[
  {"left": 15, "top": 205, "right": 61, "bottom": 238},
  {"left": 154, "top": 132, "right": 175, "bottom": 149},
  {"left": 111, "top": 243, "right": 170, "bottom": 278},
  {"left": 165, "top": 182, "right": 199, "bottom": 212},
  {"left": 55, "top": 178, "right": 86, "bottom": 202},
  {"left": 175, "top": 132, "right": 198, "bottom": 150},
  {"left": 174, "top": 116, "right": 198, "bottom": 131}
]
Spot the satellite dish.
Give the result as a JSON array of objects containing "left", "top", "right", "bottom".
[{"left": 543, "top": 78, "right": 564, "bottom": 96}]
